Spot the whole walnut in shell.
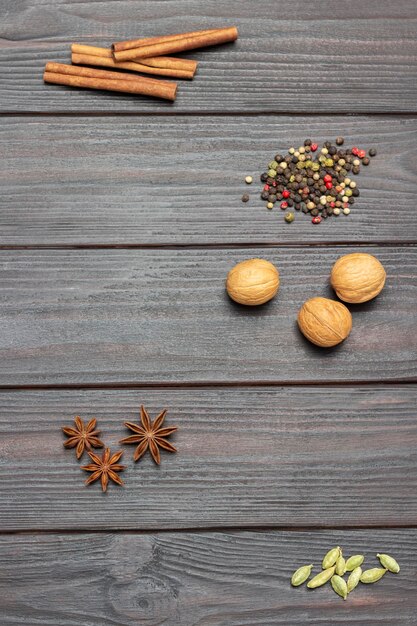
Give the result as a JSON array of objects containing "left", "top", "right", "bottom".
[
  {"left": 226, "top": 258, "right": 279, "bottom": 306},
  {"left": 331, "top": 253, "right": 386, "bottom": 303},
  {"left": 297, "top": 297, "right": 352, "bottom": 347}
]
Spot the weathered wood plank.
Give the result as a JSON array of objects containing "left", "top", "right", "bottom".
[
  {"left": 0, "top": 247, "right": 415, "bottom": 385},
  {"left": 0, "top": 387, "right": 416, "bottom": 530},
  {"left": 1, "top": 116, "right": 417, "bottom": 245},
  {"left": 1, "top": 0, "right": 417, "bottom": 112},
  {"left": 0, "top": 529, "right": 416, "bottom": 625}
]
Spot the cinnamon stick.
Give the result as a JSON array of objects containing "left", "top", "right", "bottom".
[
  {"left": 71, "top": 44, "right": 197, "bottom": 78},
  {"left": 72, "top": 52, "right": 194, "bottom": 79},
  {"left": 112, "top": 26, "right": 238, "bottom": 61},
  {"left": 113, "top": 28, "right": 220, "bottom": 53},
  {"left": 44, "top": 62, "right": 177, "bottom": 100}
]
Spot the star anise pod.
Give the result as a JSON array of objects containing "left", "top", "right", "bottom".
[
  {"left": 81, "top": 448, "right": 125, "bottom": 492},
  {"left": 120, "top": 405, "right": 177, "bottom": 464},
  {"left": 62, "top": 416, "right": 104, "bottom": 459}
]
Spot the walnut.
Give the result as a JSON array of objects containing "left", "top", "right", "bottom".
[
  {"left": 226, "top": 258, "right": 280, "bottom": 306},
  {"left": 330, "top": 253, "right": 386, "bottom": 303},
  {"left": 297, "top": 297, "right": 352, "bottom": 347}
]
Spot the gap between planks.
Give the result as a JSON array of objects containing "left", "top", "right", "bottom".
[
  {"left": 1, "top": 111, "right": 417, "bottom": 118},
  {"left": 0, "top": 241, "right": 416, "bottom": 251},
  {"left": 0, "top": 379, "right": 416, "bottom": 392},
  {"left": 1, "top": 523, "right": 417, "bottom": 537}
]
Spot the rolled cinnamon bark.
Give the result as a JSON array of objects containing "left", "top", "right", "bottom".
[
  {"left": 113, "top": 26, "right": 238, "bottom": 61},
  {"left": 112, "top": 28, "right": 220, "bottom": 53},
  {"left": 71, "top": 44, "right": 197, "bottom": 77},
  {"left": 72, "top": 52, "right": 195, "bottom": 79},
  {"left": 44, "top": 63, "right": 177, "bottom": 100}
]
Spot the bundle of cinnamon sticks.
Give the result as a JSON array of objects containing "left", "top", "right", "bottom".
[{"left": 44, "top": 26, "right": 238, "bottom": 101}]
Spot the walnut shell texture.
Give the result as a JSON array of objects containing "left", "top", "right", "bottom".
[
  {"left": 331, "top": 253, "right": 386, "bottom": 303},
  {"left": 297, "top": 297, "right": 352, "bottom": 347},
  {"left": 226, "top": 258, "right": 280, "bottom": 306}
]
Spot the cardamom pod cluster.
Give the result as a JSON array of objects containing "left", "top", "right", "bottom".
[{"left": 290, "top": 547, "right": 400, "bottom": 600}]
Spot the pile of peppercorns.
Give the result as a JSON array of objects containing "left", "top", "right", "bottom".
[{"left": 253, "top": 138, "right": 376, "bottom": 224}]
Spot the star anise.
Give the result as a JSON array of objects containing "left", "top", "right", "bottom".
[
  {"left": 81, "top": 448, "right": 125, "bottom": 492},
  {"left": 120, "top": 405, "right": 177, "bottom": 464},
  {"left": 62, "top": 416, "right": 104, "bottom": 459}
]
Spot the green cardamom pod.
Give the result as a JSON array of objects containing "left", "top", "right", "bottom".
[
  {"left": 345, "top": 555, "right": 364, "bottom": 571},
  {"left": 360, "top": 568, "right": 387, "bottom": 584},
  {"left": 307, "top": 566, "right": 335, "bottom": 589},
  {"left": 291, "top": 564, "right": 314, "bottom": 587},
  {"left": 322, "top": 546, "right": 341, "bottom": 569},
  {"left": 335, "top": 555, "right": 346, "bottom": 576},
  {"left": 347, "top": 566, "right": 362, "bottom": 593},
  {"left": 331, "top": 574, "right": 348, "bottom": 600},
  {"left": 377, "top": 553, "right": 400, "bottom": 574}
]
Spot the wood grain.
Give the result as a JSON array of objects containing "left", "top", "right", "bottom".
[
  {"left": 0, "top": 387, "right": 416, "bottom": 530},
  {"left": 0, "top": 529, "right": 416, "bottom": 625},
  {"left": 1, "top": 115, "right": 417, "bottom": 245},
  {"left": 0, "top": 247, "right": 415, "bottom": 386},
  {"left": 1, "top": 0, "right": 417, "bottom": 112}
]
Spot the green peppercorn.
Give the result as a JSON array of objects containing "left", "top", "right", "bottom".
[{"left": 285, "top": 211, "right": 295, "bottom": 223}]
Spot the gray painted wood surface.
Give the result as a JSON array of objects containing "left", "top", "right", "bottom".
[
  {"left": 0, "top": 529, "right": 416, "bottom": 625},
  {"left": 1, "top": 0, "right": 417, "bottom": 623},
  {"left": 1, "top": 1, "right": 417, "bottom": 112},
  {"left": 0, "top": 387, "right": 416, "bottom": 530},
  {"left": 1, "top": 115, "right": 416, "bottom": 245},
  {"left": 0, "top": 247, "right": 415, "bottom": 385}
]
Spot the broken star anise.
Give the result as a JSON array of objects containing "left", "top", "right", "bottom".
[
  {"left": 120, "top": 405, "right": 177, "bottom": 464},
  {"left": 81, "top": 447, "right": 125, "bottom": 492},
  {"left": 62, "top": 416, "right": 104, "bottom": 459}
]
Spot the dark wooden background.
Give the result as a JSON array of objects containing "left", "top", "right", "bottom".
[{"left": 1, "top": 1, "right": 416, "bottom": 624}]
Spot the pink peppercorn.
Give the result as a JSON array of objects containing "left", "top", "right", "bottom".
[
  {"left": 330, "top": 201, "right": 335, "bottom": 208},
  {"left": 323, "top": 174, "right": 332, "bottom": 183},
  {"left": 282, "top": 189, "right": 290, "bottom": 199},
  {"left": 358, "top": 149, "right": 366, "bottom": 158},
  {"left": 311, "top": 143, "right": 318, "bottom": 151},
  {"left": 325, "top": 181, "right": 332, "bottom": 189},
  {"left": 312, "top": 216, "right": 322, "bottom": 224},
  {"left": 352, "top": 147, "right": 358, "bottom": 155},
  {"left": 263, "top": 185, "right": 270, "bottom": 191},
  {"left": 281, "top": 201, "right": 288, "bottom": 209}
]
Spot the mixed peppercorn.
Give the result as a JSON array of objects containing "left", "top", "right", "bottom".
[{"left": 244, "top": 138, "right": 376, "bottom": 224}]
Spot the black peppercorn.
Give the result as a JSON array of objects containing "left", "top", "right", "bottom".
[
  {"left": 304, "top": 138, "right": 312, "bottom": 146},
  {"left": 362, "top": 157, "right": 370, "bottom": 166},
  {"left": 242, "top": 193, "right": 250, "bottom": 202},
  {"left": 275, "top": 154, "right": 283, "bottom": 162},
  {"left": 352, "top": 166, "right": 360, "bottom": 174},
  {"left": 328, "top": 146, "right": 337, "bottom": 155},
  {"left": 352, "top": 188, "right": 360, "bottom": 197},
  {"left": 268, "top": 194, "right": 277, "bottom": 202},
  {"left": 260, "top": 173, "right": 268, "bottom": 182},
  {"left": 311, "top": 208, "right": 319, "bottom": 216},
  {"left": 336, "top": 136, "right": 344, "bottom": 145},
  {"left": 368, "top": 148, "right": 377, "bottom": 157},
  {"left": 261, "top": 192, "right": 269, "bottom": 201}
]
